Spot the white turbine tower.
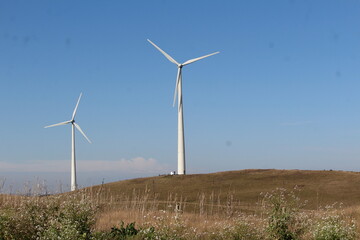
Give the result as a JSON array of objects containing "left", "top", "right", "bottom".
[
  {"left": 45, "top": 93, "right": 91, "bottom": 191},
  {"left": 148, "top": 39, "right": 219, "bottom": 175}
]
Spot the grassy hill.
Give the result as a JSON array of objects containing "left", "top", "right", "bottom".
[
  {"left": 1, "top": 169, "right": 359, "bottom": 238},
  {"left": 82, "top": 169, "right": 360, "bottom": 210}
]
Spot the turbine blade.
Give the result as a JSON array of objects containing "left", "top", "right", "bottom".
[
  {"left": 74, "top": 122, "right": 92, "bottom": 143},
  {"left": 178, "top": 75, "right": 182, "bottom": 112},
  {"left": 147, "top": 39, "right": 179, "bottom": 66},
  {"left": 72, "top": 93, "right": 83, "bottom": 120},
  {"left": 173, "top": 68, "right": 181, "bottom": 107},
  {"left": 178, "top": 90, "right": 182, "bottom": 112},
  {"left": 44, "top": 120, "right": 71, "bottom": 128},
  {"left": 182, "top": 51, "right": 220, "bottom": 66}
]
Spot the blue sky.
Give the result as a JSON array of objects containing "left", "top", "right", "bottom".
[{"left": 1, "top": 0, "right": 360, "bottom": 192}]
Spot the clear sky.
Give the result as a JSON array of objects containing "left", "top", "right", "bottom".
[{"left": 1, "top": 0, "right": 360, "bottom": 192}]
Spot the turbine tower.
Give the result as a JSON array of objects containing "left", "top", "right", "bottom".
[
  {"left": 148, "top": 39, "right": 219, "bottom": 175},
  {"left": 45, "top": 93, "right": 91, "bottom": 191}
]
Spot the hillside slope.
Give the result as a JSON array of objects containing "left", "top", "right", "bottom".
[{"left": 83, "top": 169, "right": 360, "bottom": 209}]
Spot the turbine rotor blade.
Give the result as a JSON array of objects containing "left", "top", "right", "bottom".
[
  {"left": 44, "top": 120, "right": 71, "bottom": 128},
  {"left": 182, "top": 51, "right": 220, "bottom": 66},
  {"left": 147, "top": 39, "right": 179, "bottom": 66},
  {"left": 72, "top": 93, "right": 83, "bottom": 120},
  {"left": 74, "top": 122, "right": 92, "bottom": 143},
  {"left": 173, "top": 68, "right": 181, "bottom": 107},
  {"left": 178, "top": 74, "right": 182, "bottom": 112}
]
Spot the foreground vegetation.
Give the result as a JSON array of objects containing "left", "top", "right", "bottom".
[{"left": 0, "top": 187, "right": 357, "bottom": 240}]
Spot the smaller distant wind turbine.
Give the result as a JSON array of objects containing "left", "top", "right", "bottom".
[
  {"left": 147, "top": 39, "right": 219, "bottom": 175},
  {"left": 45, "top": 93, "right": 91, "bottom": 191}
]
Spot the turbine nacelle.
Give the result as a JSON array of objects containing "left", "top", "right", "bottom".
[
  {"left": 44, "top": 93, "right": 91, "bottom": 144},
  {"left": 147, "top": 39, "right": 219, "bottom": 107}
]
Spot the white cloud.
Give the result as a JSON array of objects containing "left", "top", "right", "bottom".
[{"left": 0, "top": 157, "right": 170, "bottom": 174}]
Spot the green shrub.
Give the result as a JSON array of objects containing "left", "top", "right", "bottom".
[
  {"left": 0, "top": 195, "right": 97, "bottom": 240},
  {"left": 262, "top": 188, "right": 308, "bottom": 240},
  {"left": 109, "top": 222, "right": 139, "bottom": 240},
  {"left": 93, "top": 222, "right": 142, "bottom": 240},
  {"left": 138, "top": 226, "right": 156, "bottom": 240},
  {"left": 0, "top": 198, "right": 55, "bottom": 240},
  {"left": 223, "top": 221, "right": 264, "bottom": 240},
  {"left": 312, "top": 213, "right": 357, "bottom": 240}
]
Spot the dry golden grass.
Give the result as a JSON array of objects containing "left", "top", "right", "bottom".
[
  {"left": 81, "top": 169, "right": 360, "bottom": 210},
  {"left": 81, "top": 169, "right": 360, "bottom": 235},
  {"left": 0, "top": 194, "right": 26, "bottom": 207},
  {"left": 2, "top": 169, "right": 360, "bottom": 237},
  {"left": 343, "top": 205, "right": 360, "bottom": 226},
  {"left": 95, "top": 208, "right": 263, "bottom": 234}
]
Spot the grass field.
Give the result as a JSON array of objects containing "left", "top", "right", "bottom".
[
  {"left": 1, "top": 169, "right": 360, "bottom": 239},
  {"left": 76, "top": 169, "right": 360, "bottom": 237},
  {"left": 82, "top": 169, "right": 360, "bottom": 210}
]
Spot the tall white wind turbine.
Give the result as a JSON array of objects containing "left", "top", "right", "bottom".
[
  {"left": 147, "top": 39, "right": 219, "bottom": 175},
  {"left": 45, "top": 93, "right": 91, "bottom": 191}
]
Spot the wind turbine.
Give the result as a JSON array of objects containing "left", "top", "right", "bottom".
[
  {"left": 45, "top": 93, "right": 91, "bottom": 191},
  {"left": 147, "top": 39, "right": 219, "bottom": 175}
]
